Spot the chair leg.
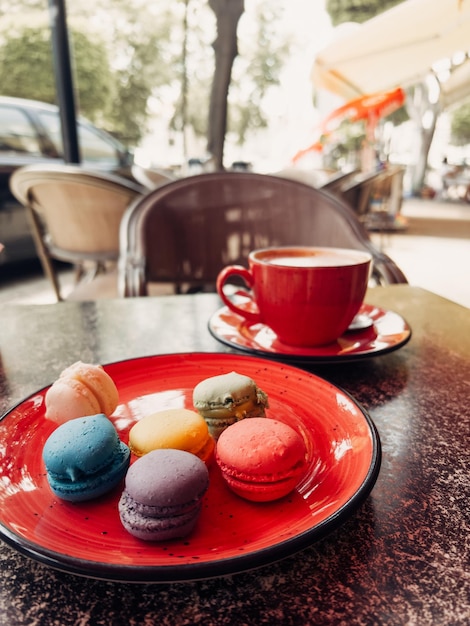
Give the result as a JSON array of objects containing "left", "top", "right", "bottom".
[
  {"left": 26, "top": 205, "right": 62, "bottom": 301},
  {"left": 74, "top": 263, "right": 85, "bottom": 283},
  {"left": 75, "top": 261, "right": 109, "bottom": 285}
]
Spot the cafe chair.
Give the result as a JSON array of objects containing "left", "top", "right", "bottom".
[
  {"left": 10, "top": 163, "right": 146, "bottom": 301},
  {"left": 339, "top": 165, "right": 406, "bottom": 229},
  {"left": 119, "top": 171, "right": 408, "bottom": 297},
  {"left": 319, "top": 168, "right": 361, "bottom": 194},
  {"left": 274, "top": 167, "right": 359, "bottom": 195},
  {"left": 130, "top": 164, "right": 176, "bottom": 190}
]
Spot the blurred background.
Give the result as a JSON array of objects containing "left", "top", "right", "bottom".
[
  {"left": 3, "top": 1, "right": 469, "bottom": 181},
  {"left": 0, "top": 0, "right": 469, "bottom": 304}
]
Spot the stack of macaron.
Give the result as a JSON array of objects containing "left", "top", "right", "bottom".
[
  {"left": 42, "top": 363, "right": 308, "bottom": 543},
  {"left": 42, "top": 361, "right": 128, "bottom": 501}
]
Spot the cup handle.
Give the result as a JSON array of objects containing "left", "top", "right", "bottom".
[{"left": 216, "top": 265, "right": 262, "bottom": 324}]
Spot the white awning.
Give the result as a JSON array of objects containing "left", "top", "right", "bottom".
[
  {"left": 312, "top": 0, "right": 470, "bottom": 101},
  {"left": 441, "top": 57, "right": 470, "bottom": 107}
]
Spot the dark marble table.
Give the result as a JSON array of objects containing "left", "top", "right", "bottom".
[{"left": 0, "top": 286, "right": 469, "bottom": 625}]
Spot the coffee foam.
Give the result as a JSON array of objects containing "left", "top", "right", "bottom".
[{"left": 263, "top": 251, "right": 366, "bottom": 268}]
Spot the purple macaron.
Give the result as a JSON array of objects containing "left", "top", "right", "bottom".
[{"left": 118, "top": 449, "right": 209, "bottom": 541}]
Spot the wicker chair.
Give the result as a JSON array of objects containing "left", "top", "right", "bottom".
[
  {"left": 10, "top": 163, "right": 146, "bottom": 300},
  {"left": 119, "top": 171, "right": 407, "bottom": 297}
]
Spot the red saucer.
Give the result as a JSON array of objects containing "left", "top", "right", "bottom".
[{"left": 208, "top": 303, "right": 411, "bottom": 363}]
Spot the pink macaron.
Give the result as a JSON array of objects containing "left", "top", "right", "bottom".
[
  {"left": 45, "top": 361, "right": 119, "bottom": 424},
  {"left": 215, "top": 418, "right": 307, "bottom": 502}
]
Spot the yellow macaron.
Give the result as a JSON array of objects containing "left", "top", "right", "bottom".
[{"left": 128, "top": 408, "right": 215, "bottom": 464}]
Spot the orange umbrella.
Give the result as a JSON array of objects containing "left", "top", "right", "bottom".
[{"left": 293, "top": 87, "right": 405, "bottom": 162}]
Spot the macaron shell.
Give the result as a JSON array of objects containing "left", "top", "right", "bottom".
[
  {"left": 45, "top": 362, "right": 119, "bottom": 423},
  {"left": 43, "top": 414, "right": 118, "bottom": 476},
  {"left": 119, "top": 449, "right": 209, "bottom": 541},
  {"left": 193, "top": 371, "right": 269, "bottom": 420},
  {"left": 45, "top": 378, "right": 102, "bottom": 423},
  {"left": 65, "top": 362, "right": 119, "bottom": 416},
  {"left": 128, "top": 408, "right": 214, "bottom": 462},
  {"left": 221, "top": 472, "right": 301, "bottom": 503},
  {"left": 216, "top": 418, "right": 307, "bottom": 477},
  {"left": 47, "top": 441, "right": 130, "bottom": 502},
  {"left": 124, "top": 449, "right": 209, "bottom": 508},
  {"left": 205, "top": 416, "right": 239, "bottom": 441},
  {"left": 215, "top": 418, "right": 307, "bottom": 502},
  {"left": 43, "top": 414, "right": 131, "bottom": 502},
  {"left": 195, "top": 435, "right": 215, "bottom": 465},
  {"left": 119, "top": 492, "right": 201, "bottom": 541}
]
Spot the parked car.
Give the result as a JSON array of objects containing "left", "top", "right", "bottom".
[{"left": 0, "top": 96, "right": 135, "bottom": 266}]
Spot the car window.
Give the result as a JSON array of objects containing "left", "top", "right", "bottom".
[
  {"left": 37, "top": 110, "right": 119, "bottom": 167},
  {"left": 78, "top": 124, "right": 120, "bottom": 166},
  {"left": 36, "top": 110, "right": 63, "bottom": 155},
  {"left": 0, "top": 105, "right": 42, "bottom": 156}
]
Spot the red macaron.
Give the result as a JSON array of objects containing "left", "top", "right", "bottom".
[{"left": 215, "top": 418, "right": 307, "bottom": 502}]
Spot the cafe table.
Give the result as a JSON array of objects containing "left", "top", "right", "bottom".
[{"left": 0, "top": 285, "right": 468, "bottom": 625}]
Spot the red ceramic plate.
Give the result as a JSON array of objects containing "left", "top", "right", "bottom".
[
  {"left": 208, "top": 303, "right": 411, "bottom": 363},
  {"left": 0, "top": 353, "right": 380, "bottom": 582}
]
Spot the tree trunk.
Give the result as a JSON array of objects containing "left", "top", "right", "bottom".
[
  {"left": 207, "top": 0, "right": 244, "bottom": 170},
  {"left": 405, "top": 83, "right": 440, "bottom": 195},
  {"left": 411, "top": 118, "right": 437, "bottom": 195}
]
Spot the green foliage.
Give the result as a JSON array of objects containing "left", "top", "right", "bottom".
[
  {"left": 450, "top": 102, "right": 470, "bottom": 145},
  {"left": 93, "top": 3, "right": 177, "bottom": 145},
  {"left": 169, "top": 0, "right": 291, "bottom": 147},
  {"left": 70, "top": 31, "right": 114, "bottom": 122},
  {"left": 0, "top": 26, "right": 114, "bottom": 123},
  {"left": 169, "top": 0, "right": 214, "bottom": 140},
  {"left": 0, "top": 28, "right": 56, "bottom": 103},
  {"left": 326, "top": 0, "right": 404, "bottom": 26},
  {"left": 387, "top": 105, "right": 408, "bottom": 126},
  {"left": 0, "top": 0, "right": 292, "bottom": 155},
  {"left": 228, "top": 2, "right": 291, "bottom": 144}
]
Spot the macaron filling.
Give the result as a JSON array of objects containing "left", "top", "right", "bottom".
[
  {"left": 216, "top": 459, "right": 306, "bottom": 485},
  {"left": 119, "top": 492, "right": 203, "bottom": 537}
]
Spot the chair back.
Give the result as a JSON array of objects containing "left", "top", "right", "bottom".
[
  {"left": 10, "top": 163, "right": 146, "bottom": 300},
  {"left": 130, "top": 164, "right": 176, "bottom": 190},
  {"left": 319, "top": 168, "right": 360, "bottom": 194},
  {"left": 339, "top": 165, "right": 406, "bottom": 217},
  {"left": 119, "top": 172, "right": 407, "bottom": 296}
]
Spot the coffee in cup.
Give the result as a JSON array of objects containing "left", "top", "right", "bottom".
[{"left": 216, "top": 246, "right": 372, "bottom": 347}]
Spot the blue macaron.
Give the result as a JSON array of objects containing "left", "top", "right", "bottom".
[
  {"left": 118, "top": 449, "right": 209, "bottom": 541},
  {"left": 42, "top": 413, "right": 130, "bottom": 502}
]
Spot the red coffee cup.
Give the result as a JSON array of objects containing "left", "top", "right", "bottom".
[{"left": 216, "top": 246, "right": 372, "bottom": 347}]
